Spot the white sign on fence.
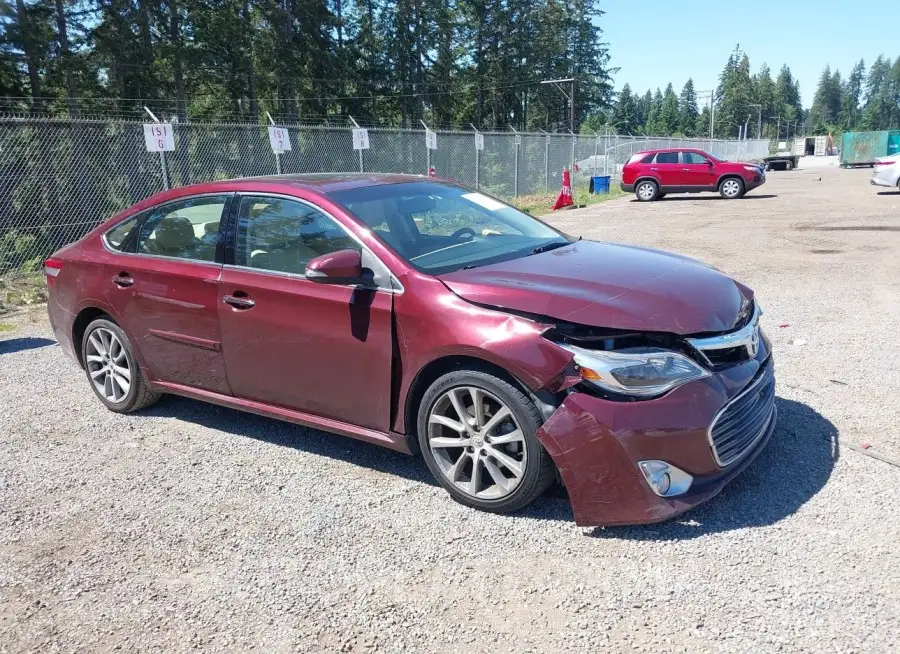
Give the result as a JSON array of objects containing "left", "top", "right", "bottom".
[
  {"left": 425, "top": 129, "right": 437, "bottom": 150},
  {"left": 474, "top": 133, "right": 484, "bottom": 151},
  {"left": 352, "top": 128, "right": 370, "bottom": 150},
  {"left": 268, "top": 126, "right": 292, "bottom": 153},
  {"left": 514, "top": 134, "right": 522, "bottom": 146},
  {"left": 143, "top": 123, "right": 174, "bottom": 152}
]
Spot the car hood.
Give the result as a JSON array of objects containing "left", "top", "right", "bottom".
[{"left": 438, "top": 240, "right": 753, "bottom": 335}]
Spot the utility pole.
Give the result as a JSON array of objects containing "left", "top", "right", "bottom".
[
  {"left": 750, "top": 104, "right": 762, "bottom": 138},
  {"left": 540, "top": 78, "right": 576, "bottom": 131}
]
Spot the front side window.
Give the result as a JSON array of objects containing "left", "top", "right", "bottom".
[
  {"left": 137, "top": 196, "right": 228, "bottom": 261},
  {"left": 682, "top": 152, "right": 710, "bottom": 165},
  {"left": 235, "top": 196, "right": 358, "bottom": 274},
  {"left": 655, "top": 151, "right": 679, "bottom": 164},
  {"left": 331, "top": 182, "right": 566, "bottom": 274}
]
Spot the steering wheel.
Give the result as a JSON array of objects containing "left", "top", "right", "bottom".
[{"left": 450, "top": 227, "right": 477, "bottom": 241}]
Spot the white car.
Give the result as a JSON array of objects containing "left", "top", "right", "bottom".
[{"left": 871, "top": 154, "right": 900, "bottom": 190}]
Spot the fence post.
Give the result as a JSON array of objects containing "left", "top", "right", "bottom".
[
  {"left": 509, "top": 125, "right": 520, "bottom": 197},
  {"left": 145, "top": 107, "right": 171, "bottom": 189},
  {"left": 265, "top": 112, "right": 282, "bottom": 175},
  {"left": 420, "top": 119, "right": 432, "bottom": 174},
  {"left": 568, "top": 130, "right": 576, "bottom": 193},
  {"left": 471, "top": 124, "right": 480, "bottom": 189},
  {"left": 349, "top": 116, "right": 364, "bottom": 173},
  {"left": 540, "top": 130, "right": 550, "bottom": 191}
]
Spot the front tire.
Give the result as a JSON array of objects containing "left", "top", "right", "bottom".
[
  {"left": 417, "top": 370, "right": 555, "bottom": 514},
  {"left": 719, "top": 177, "right": 745, "bottom": 199},
  {"left": 635, "top": 180, "right": 659, "bottom": 202},
  {"left": 81, "top": 318, "right": 161, "bottom": 413}
]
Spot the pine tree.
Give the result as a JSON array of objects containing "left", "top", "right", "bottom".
[
  {"left": 808, "top": 66, "right": 843, "bottom": 134},
  {"left": 658, "top": 82, "right": 678, "bottom": 135},
  {"left": 678, "top": 78, "right": 698, "bottom": 136},
  {"left": 862, "top": 55, "right": 893, "bottom": 130},
  {"left": 610, "top": 82, "right": 638, "bottom": 134}
]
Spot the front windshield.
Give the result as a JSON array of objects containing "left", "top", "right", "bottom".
[{"left": 330, "top": 182, "right": 568, "bottom": 274}]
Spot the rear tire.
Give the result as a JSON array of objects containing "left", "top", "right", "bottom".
[
  {"left": 719, "top": 177, "right": 745, "bottom": 199},
  {"left": 417, "top": 369, "right": 555, "bottom": 514},
  {"left": 635, "top": 180, "right": 659, "bottom": 202},
  {"left": 81, "top": 318, "right": 161, "bottom": 413},
  {"left": 785, "top": 160, "right": 794, "bottom": 171}
]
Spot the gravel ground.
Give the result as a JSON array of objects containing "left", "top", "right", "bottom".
[{"left": 1, "top": 167, "right": 899, "bottom": 653}]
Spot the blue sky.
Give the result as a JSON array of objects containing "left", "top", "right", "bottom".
[{"left": 602, "top": 1, "right": 897, "bottom": 108}]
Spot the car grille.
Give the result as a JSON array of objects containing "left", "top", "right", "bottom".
[{"left": 709, "top": 360, "right": 776, "bottom": 467}]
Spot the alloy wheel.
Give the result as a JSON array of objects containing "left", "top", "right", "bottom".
[
  {"left": 427, "top": 386, "right": 527, "bottom": 500},
  {"left": 85, "top": 327, "right": 131, "bottom": 403},
  {"left": 637, "top": 182, "right": 656, "bottom": 200},
  {"left": 721, "top": 179, "right": 742, "bottom": 198}
]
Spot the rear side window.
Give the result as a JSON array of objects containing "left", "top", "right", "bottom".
[
  {"left": 104, "top": 216, "right": 139, "bottom": 251},
  {"left": 640, "top": 153, "right": 655, "bottom": 163},
  {"left": 655, "top": 152, "right": 679, "bottom": 164},
  {"left": 136, "top": 196, "right": 228, "bottom": 262}
]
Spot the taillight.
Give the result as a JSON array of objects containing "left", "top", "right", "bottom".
[
  {"left": 874, "top": 160, "right": 894, "bottom": 166},
  {"left": 44, "top": 257, "right": 64, "bottom": 280}
]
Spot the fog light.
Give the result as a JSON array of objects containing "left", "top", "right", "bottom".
[{"left": 638, "top": 460, "right": 693, "bottom": 497}]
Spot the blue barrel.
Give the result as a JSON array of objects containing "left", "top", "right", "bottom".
[{"left": 590, "top": 175, "right": 611, "bottom": 194}]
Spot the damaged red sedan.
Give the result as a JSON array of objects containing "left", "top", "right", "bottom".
[{"left": 45, "top": 174, "right": 775, "bottom": 527}]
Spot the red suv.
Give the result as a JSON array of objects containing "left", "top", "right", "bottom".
[
  {"left": 45, "top": 174, "right": 774, "bottom": 527},
  {"left": 621, "top": 148, "right": 765, "bottom": 201}
]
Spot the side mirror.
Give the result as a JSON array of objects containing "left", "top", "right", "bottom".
[{"left": 305, "top": 249, "right": 363, "bottom": 284}]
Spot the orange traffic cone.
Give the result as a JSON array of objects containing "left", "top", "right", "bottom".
[{"left": 551, "top": 167, "right": 574, "bottom": 210}]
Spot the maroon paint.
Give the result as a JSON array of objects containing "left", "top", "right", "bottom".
[
  {"left": 440, "top": 239, "right": 753, "bottom": 334},
  {"left": 217, "top": 266, "right": 394, "bottom": 433},
  {"left": 305, "top": 249, "right": 363, "bottom": 279},
  {"left": 47, "top": 173, "right": 774, "bottom": 527}
]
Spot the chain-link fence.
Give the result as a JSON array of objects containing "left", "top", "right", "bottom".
[{"left": 0, "top": 116, "right": 770, "bottom": 276}]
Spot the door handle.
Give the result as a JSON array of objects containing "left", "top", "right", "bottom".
[
  {"left": 650, "top": 167, "right": 659, "bottom": 171},
  {"left": 112, "top": 273, "right": 134, "bottom": 287},
  {"left": 682, "top": 168, "right": 691, "bottom": 171},
  {"left": 223, "top": 294, "right": 255, "bottom": 310}
]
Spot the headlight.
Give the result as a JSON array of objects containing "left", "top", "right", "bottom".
[
  {"left": 743, "top": 165, "right": 760, "bottom": 173},
  {"left": 559, "top": 344, "right": 710, "bottom": 397}
]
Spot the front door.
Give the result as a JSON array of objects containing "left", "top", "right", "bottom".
[
  {"left": 679, "top": 151, "right": 718, "bottom": 189},
  {"left": 105, "top": 194, "right": 232, "bottom": 394},
  {"left": 217, "top": 194, "right": 394, "bottom": 433}
]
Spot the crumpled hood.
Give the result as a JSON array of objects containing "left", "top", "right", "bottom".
[{"left": 438, "top": 240, "right": 753, "bottom": 335}]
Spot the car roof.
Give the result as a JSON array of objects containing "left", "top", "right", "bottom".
[
  {"left": 184, "top": 172, "right": 432, "bottom": 195},
  {"left": 637, "top": 148, "right": 706, "bottom": 154},
  {"left": 104, "top": 173, "right": 439, "bottom": 226}
]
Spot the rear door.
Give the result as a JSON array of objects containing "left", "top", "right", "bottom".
[
  {"left": 104, "top": 194, "right": 233, "bottom": 394},
  {"left": 217, "top": 194, "right": 394, "bottom": 432},
  {"left": 651, "top": 151, "right": 682, "bottom": 189},
  {"left": 679, "top": 151, "right": 717, "bottom": 189}
]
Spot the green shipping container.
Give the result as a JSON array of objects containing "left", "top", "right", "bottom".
[{"left": 841, "top": 130, "right": 900, "bottom": 165}]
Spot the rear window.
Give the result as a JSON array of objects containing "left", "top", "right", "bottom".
[
  {"left": 628, "top": 153, "right": 655, "bottom": 164},
  {"left": 655, "top": 152, "right": 678, "bottom": 164}
]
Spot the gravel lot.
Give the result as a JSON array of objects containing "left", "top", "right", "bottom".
[{"left": 2, "top": 167, "right": 899, "bottom": 653}]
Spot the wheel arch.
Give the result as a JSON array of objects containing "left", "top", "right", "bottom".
[
  {"left": 716, "top": 173, "right": 745, "bottom": 188},
  {"left": 634, "top": 176, "right": 660, "bottom": 189},
  {"left": 403, "top": 354, "right": 558, "bottom": 451},
  {"left": 72, "top": 307, "right": 113, "bottom": 368}
]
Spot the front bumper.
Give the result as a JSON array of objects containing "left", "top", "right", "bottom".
[
  {"left": 871, "top": 174, "right": 896, "bottom": 188},
  {"left": 536, "top": 353, "right": 775, "bottom": 527}
]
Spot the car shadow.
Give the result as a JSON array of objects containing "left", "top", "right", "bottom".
[
  {"left": 0, "top": 337, "right": 56, "bottom": 355},
  {"left": 628, "top": 193, "right": 778, "bottom": 203},
  {"left": 876, "top": 190, "right": 900, "bottom": 195},
  {"left": 586, "top": 397, "right": 837, "bottom": 540},
  {"left": 141, "top": 395, "right": 835, "bottom": 533},
  {"left": 142, "top": 395, "right": 438, "bottom": 487}
]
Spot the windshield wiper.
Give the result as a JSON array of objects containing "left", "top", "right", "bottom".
[{"left": 530, "top": 240, "right": 570, "bottom": 255}]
